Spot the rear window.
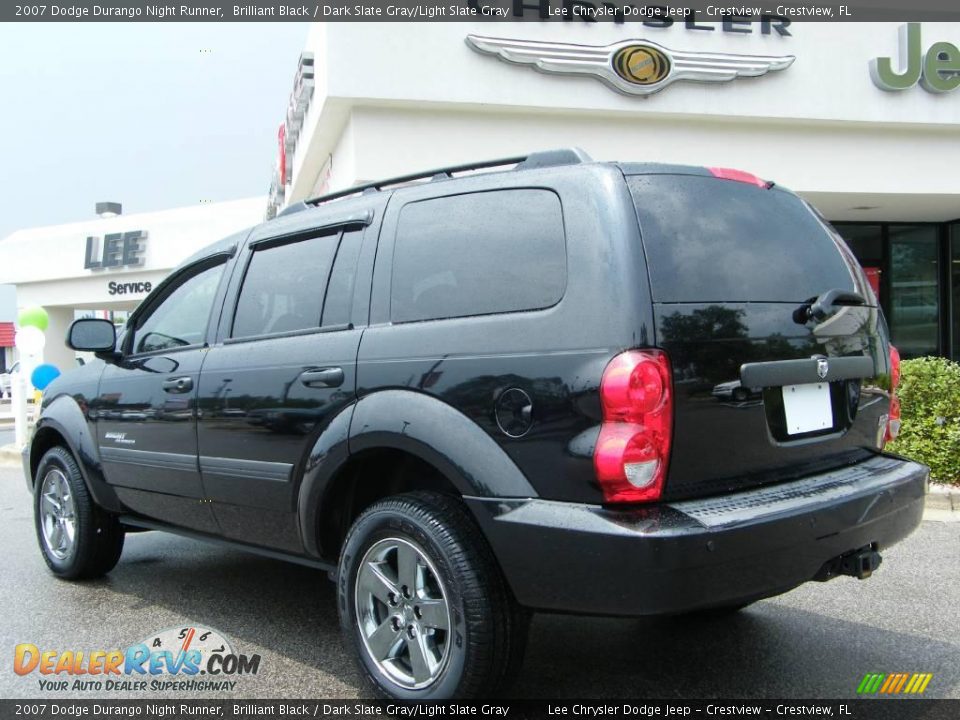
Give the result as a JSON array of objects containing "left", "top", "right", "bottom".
[{"left": 628, "top": 175, "right": 857, "bottom": 303}]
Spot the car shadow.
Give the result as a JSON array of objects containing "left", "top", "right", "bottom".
[
  {"left": 90, "top": 531, "right": 360, "bottom": 693},
  {"left": 93, "top": 532, "right": 957, "bottom": 699},
  {"left": 517, "top": 607, "right": 959, "bottom": 698}
]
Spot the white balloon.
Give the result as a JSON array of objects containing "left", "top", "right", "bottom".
[{"left": 15, "top": 325, "right": 46, "bottom": 355}]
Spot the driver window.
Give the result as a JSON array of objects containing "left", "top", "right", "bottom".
[{"left": 132, "top": 262, "right": 225, "bottom": 354}]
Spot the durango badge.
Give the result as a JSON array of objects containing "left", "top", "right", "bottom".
[
  {"left": 818, "top": 358, "right": 830, "bottom": 380},
  {"left": 466, "top": 35, "right": 795, "bottom": 97}
]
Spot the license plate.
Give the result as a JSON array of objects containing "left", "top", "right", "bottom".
[{"left": 782, "top": 382, "right": 833, "bottom": 435}]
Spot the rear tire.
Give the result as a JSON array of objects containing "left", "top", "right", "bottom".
[
  {"left": 338, "top": 491, "right": 528, "bottom": 699},
  {"left": 34, "top": 446, "right": 125, "bottom": 580}
]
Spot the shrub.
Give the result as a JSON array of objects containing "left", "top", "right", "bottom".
[{"left": 887, "top": 356, "right": 960, "bottom": 485}]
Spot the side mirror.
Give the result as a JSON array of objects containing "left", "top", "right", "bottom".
[{"left": 67, "top": 318, "right": 117, "bottom": 354}]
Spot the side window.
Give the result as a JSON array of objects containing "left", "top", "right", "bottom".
[
  {"left": 132, "top": 262, "right": 225, "bottom": 354},
  {"left": 321, "top": 228, "right": 364, "bottom": 327},
  {"left": 390, "top": 189, "right": 566, "bottom": 324},
  {"left": 232, "top": 231, "right": 339, "bottom": 339}
]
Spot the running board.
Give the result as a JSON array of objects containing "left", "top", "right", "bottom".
[{"left": 118, "top": 515, "right": 336, "bottom": 574}]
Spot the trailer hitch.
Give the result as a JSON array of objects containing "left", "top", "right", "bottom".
[{"left": 815, "top": 544, "right": 883, "bottom": 581}]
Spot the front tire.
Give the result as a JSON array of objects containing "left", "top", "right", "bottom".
[
  {"left": 338, "top": 491, "right": 527, "bottom": 699},
  {"left": 34, "top": 446, "right": 125, "bottom": 579}
]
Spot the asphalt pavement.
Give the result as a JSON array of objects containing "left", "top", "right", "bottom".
[{"left": 0, "top": 463, "right": 957, "bottom": 700}]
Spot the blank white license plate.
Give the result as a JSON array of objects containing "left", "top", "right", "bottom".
[{"left": 782, "top": 382, "right": 833, "bottom": 435}]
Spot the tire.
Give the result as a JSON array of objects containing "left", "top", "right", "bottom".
[
  {"left": 33, "top": 446, "right": 125, "bottom": 580},
  {"left": 338, "top": 491, "right": 528, "bottom": 699},
  {"left": 732, "top": 387, "right": 749, "bottom": 402}
]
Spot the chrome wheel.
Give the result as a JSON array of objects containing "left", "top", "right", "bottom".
[
  {"left": 355, "top": 537, "right": 451, "bottom": 690},
  {"left": 40, "top": 468, "right": 77, "bottom": 560}
]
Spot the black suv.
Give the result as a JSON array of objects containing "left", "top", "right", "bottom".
[{"left": 26, "top": 149, "right": 927, "bottom": 699}]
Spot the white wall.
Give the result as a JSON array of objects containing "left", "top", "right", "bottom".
[
  {"left": 321, "top": 22, "right": 960, "bottom": 126},
  {"left": 0, "top": 197, "right": 265, "bottom": 287},
  {"left": 286, "top": 22, "right": 960, "bottom": 222}
]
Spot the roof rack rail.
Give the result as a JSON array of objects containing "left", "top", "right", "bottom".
[{"left": 276, "top": 147, "right": 592, "bottom": 218}]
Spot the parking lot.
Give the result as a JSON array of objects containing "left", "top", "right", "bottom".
[{"left": 0, "top": 461, "right": 957, "bottom": 700}]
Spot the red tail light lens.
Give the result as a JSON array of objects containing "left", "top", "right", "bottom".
[
  {"left": 885, "top": 345, "right": 902, "bottom": 444},
  {"left": 707, "top": 167, "right": 770, "bottom": 188},
  {"left": 594, "top": 350, "right": 673, "bottom": 503}
]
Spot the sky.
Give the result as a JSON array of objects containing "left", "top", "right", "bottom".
[{"left": 0, "top": 22, "right": 310, "bottom": 241}]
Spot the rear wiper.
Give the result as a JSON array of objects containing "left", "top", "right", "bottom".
[{"left": 793, "top": 289, "right": 866, "bottom": 325}]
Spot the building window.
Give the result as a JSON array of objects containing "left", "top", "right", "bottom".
[
  {"left": 888, "top": 225, "right": 940, "bottom": 359},
  {"left": 834, "top": 224, "right": 884, "bottom": 300},
  {"left": 952, "top": 223, "right": 960, "bottom": 361},
  {"left": 834, "top": 222, "right": 947, "bottom": 359}
]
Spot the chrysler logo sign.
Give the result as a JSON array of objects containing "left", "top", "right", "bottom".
[
  {"left": 466, "top": 35, "right": 795, "bottom": 97},
  {"left": 613, "top": 45, "right": 672, "bottom": 86}
]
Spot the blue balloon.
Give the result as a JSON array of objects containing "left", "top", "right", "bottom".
[{"left": 31, "top": 364, "right": 61, "bottom": 391}]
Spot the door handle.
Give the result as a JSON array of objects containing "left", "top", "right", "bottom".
[
  {"left": 300, "top": 367, "right": 344, "bottom": 389},
  {"left": 162, "top": 376, "right": 193, "bottom": 394}
]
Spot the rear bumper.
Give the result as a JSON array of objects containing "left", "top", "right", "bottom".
[{"left": 466, "top": 455, "right": 927, "bottom": 616}]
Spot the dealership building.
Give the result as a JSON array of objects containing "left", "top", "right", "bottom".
[
  {"left": 268, "top": 19, "right": 960, "bottom": 360},
  {"left": 2, "top": 19, "right": 959, "bottom": 372},
  {"left": 0, "top": 198, "right": 263, "bottom": 372}
]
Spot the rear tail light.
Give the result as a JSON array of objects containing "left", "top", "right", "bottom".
[
  {"left": 884, "top": 345, "right": 902, "bottom": 444},
  {"left": 707, "top": 167, "right": 770, "bottom": 188},
  {"left": 594, "top": 350, "right": 673, "bottom": 503}
]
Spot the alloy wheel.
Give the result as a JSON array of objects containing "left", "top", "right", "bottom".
[
  {"left": 354, "top": 537, "right": 452, "bottom": 689},
  {"left": 40, "top": 468, "right": 77, "bottom": 560}
]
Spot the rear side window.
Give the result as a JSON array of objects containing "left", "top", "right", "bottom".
[
  {"left": 391, "top": 189, "right": 566, "bottom": 323},
  {"left": 628, "top": 175, "right": 857, "bottom": 303},
  {"left": 232, "top": 232, "right": 339, "bottom": 338},
  {"left": 322, "top": 228, "right": 364, "bottom": 327}
]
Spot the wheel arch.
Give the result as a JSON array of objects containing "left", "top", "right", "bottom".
[
  {"left": 298, "top": 389, "right": 537, "bottom": 560},
  {"left": 30, "top": 396, "right": 121, "bottom": 512}
]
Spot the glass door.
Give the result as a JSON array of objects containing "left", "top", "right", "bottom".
[
  {"left": 889, "top": 225, "right": 940, "bottom": 358},
  {"left": 951, "top": 223, "right": 960, "bottom": 361},
  {"left": 833, "top": 224, "right": 884, "bottom": 304}
]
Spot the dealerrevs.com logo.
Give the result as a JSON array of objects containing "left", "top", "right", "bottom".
[{"left": 13, "top": 626, "right": 261, "bottom": 693}]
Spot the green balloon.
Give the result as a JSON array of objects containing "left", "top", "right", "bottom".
[{"left": 18, "top": 306, "right": 49, "bottom": 332}]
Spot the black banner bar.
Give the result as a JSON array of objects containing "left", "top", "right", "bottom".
[
  {"left": 2, "top": 1, "right": 960, "bottom": 22},
  {"left": 2, "top": 700, "right": 960, "bottom": 720}
]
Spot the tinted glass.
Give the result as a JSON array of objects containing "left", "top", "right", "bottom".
[
  {"left": 833, "top": 224, "right": 883, "bottom": 264},
  {"left": 628, "top": 175, "right": 857, "bottom": 303},
  {"left": 889, "top": 225, "right": 939, "bottom": 358},
  {"left": 832, "top": 223, "right": 884, "bottom": 305},
  {"left": 233, "top": 232, "right": 339, "bottom": 338},
  {"left": 133, "top": 263, "right": 224, "bottom": 353},
  {"left": 953, "top": 224, "right": 960, "bottom": 361},
  {"left": 391, "top": 190, "right": 566, "bottom": 323},
  {"left": 321, "top": 228, "right": 364, "bottom": 327}
]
